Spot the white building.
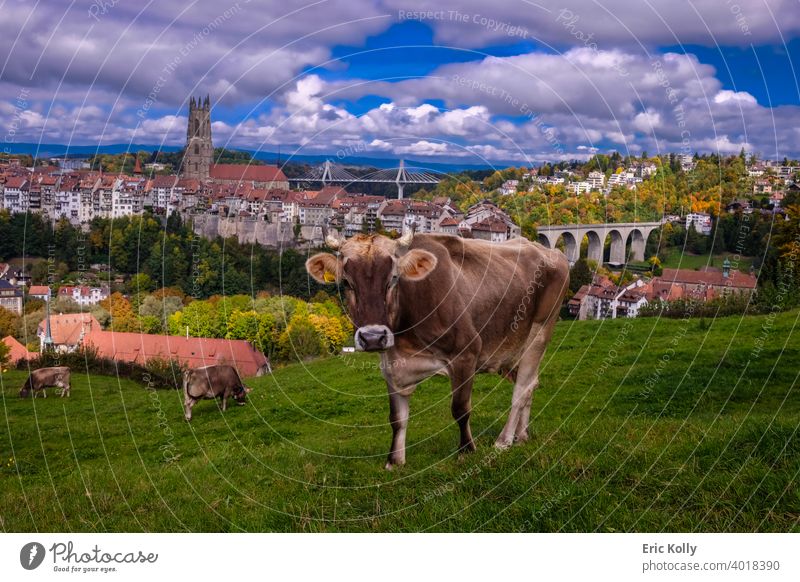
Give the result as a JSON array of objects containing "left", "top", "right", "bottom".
[
  {"left": 686, "top": 212, "right": 712, "bottom": 236},
  {"left": 587, "top": 171, "right": 605, "bottom": 190},
  {"left": 2, "top": 176, "right": 30, "bottom": 213},
  {"left": 568, "top": 181, "right": 591, "bottom": 194},
  {"left": 57, "top": 285, "right": 110, "bottom": 306}
]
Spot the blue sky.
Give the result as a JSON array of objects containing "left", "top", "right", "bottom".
[{"left": 2, "top": 0, "right": 800, "bottom": 164}]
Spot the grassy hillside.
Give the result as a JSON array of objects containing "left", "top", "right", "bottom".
[{"left": 1, "top": 310, "right": 798, "bottom": 532}]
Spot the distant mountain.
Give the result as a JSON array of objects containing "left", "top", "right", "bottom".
[
  {"left": 5, "top": 143, "right": 504, "bottom": 173},
  {"left": 6, "top": 143, "right": 183, "bottom": 158}
]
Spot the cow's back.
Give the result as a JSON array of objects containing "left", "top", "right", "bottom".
[
  {"left": 32, "top": 366, "right": 70, "bottom": 386},
  {"left": 398, "top": 234, "right": 568, "bottom": 366},
  {"left": 185, "top": 365, "right": 242, "bottom": 398}
]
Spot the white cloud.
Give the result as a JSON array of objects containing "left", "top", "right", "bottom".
[{"left": 714, "top": 90, "right": 758, "bottom": 106}]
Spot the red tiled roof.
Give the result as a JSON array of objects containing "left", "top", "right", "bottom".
[
  {"left": 28, "top": 286, "right": 51, "bottom": 296},
  {"left": 4, "top": 176, "right": 28, "bottom": 188},
  {"left": 567, "top": 284, "right": 590, "bottom": 306},
  {"left": 660, "top": 268, "right": 757, "bottom": 289},
  {"left": 82, "top": 330, "right": 269, "bottom": 377},
  {"left": 303, "top": 185, "right": 345, "bottom": 205},
  {"left": 439, "top": 217, "right": 459, "bottom": 226},
  {"left": 209, "top": 164, "right": 287, "bottom": 183},
  {"left": 2, "top": 335, "right": 34, "bottom": 364},
  {"left": 471, "top": 217, "right": 508, "bottom": 232},
  {"left": 37, "top": 313, "right": 101, "bottom": 346}
]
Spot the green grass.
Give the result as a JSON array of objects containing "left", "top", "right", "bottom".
[
  {"left": 656, "top": 248, "right": 755, "bottom": 272},
  {"left": 1, "top": 311, "right": 799, "bottom": 532}
]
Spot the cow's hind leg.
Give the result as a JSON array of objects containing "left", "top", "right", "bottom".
[
  {"left": 496, "top": 314, "right": 558, "bottom": 448},
  {"left": 450, "top": 363, "right": 477, "bottom": 454}
]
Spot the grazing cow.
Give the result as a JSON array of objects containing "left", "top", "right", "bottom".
[
  {"left": 306, "top": 230, "right": 569, "bottom": 469},
  {"left": 183, "top": 365, "right": 252, "bottom": 421},
  {"left": 19, "top": 367, "right": 71, "bottom": 398}
]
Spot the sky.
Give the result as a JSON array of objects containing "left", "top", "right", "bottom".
[{"left": 2, "top": 0, "right": 800, "bottom": 166}]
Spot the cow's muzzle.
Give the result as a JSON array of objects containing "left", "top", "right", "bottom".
[{"left": 355, "top": 325, "right": 394, "bottom": 352}]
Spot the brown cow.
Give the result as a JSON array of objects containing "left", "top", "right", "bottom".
[
  {"left": 183, "top": 365, "right": 252, "bottom": 421},
  {"left": 19, "top": 367, "right": 71, "bottom": 398},
  {"left": 306, "top": 230, "right": 569, "bottom": 469}
]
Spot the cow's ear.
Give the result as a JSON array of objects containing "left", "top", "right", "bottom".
[
  {"left": 398, "top": 249, "right": 438, "bottom": 281},
  {"left": 306, "top": 253, "right": 342, "bottom": 284}
]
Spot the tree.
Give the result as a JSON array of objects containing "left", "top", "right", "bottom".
[
  {"left": 278, "top": 314, "right": 323, "bottom": 361},
  {"left": 168, "top": 300, "right": 222, "bottom": 337},
  {"left": 569, "top": 259, "right": 593, "bottom": 293},
  {"left": 0, "top": 338, "right": 9, "bottom": 369},
  {"left": 128, "top": 273, "right": 155, "bottom": 294},
  {"left": 226, "top": 310, "right": 260, "bottom": 344},
  {"left": 0, "top": 306, "right": 19, "bottom": 338},
  {"left": 648, "top": 255, "right": 663, "bottom": 276},
  {"left": 99, "top": 292, "right": 140, "bottom": 332}
]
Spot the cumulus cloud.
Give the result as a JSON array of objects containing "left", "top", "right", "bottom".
[
  {"left": 385, "top": 0, "right": 800, "bottom": 48},
  {"left": 2, "top": 1, "right": 799, "bottom": 163}
]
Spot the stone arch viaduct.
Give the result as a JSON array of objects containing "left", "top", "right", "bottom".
[{"left": 535, "top": 222, "right": 662, "bottom": 264}]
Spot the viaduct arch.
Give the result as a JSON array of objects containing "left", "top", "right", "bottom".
[{"left": 535, "top": 222, "right": 661, "bottom": 265}]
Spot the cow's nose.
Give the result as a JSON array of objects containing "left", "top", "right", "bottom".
[{"left": 355, "top": 325, "right": 392, "bottom": 351}]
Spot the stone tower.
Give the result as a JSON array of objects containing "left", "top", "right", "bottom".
[{"left": 182, "top": 95, "right": 213, "bottom": 179}]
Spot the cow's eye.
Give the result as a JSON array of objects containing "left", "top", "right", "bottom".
[
  {"left": 388, "top": 274, "right": 399, "bottom": 288},
  {"left": 340, "top": 278, "right": 353, "bottom": 290}
]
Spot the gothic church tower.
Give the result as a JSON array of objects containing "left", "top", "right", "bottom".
[{"left": 182, "top": 95, "right": 213, "bottom": 179}]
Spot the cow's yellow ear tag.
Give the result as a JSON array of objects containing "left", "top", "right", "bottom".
[{"left": 323, "top": 271, "right": 336, "bottom": 283}]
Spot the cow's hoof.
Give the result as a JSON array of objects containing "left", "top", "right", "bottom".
[
  {"left": 494, "top": 438, "right": 513, "bottom": 450},
  {"left": 385, "top": 456, "right": 405, "bottom": 470},
  {"left": 459, "top": 441, "right": 477, "bottom": 454},
  {"left": 513, "top": 432, "right": 529, "bottom": 445}
]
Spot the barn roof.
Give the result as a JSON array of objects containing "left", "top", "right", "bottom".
[
  {"left": 209, "top": 164, "right": 287, "bottom": 183},
  {"left": 82, "top": 330, "right": 269, "bottom": 378},
  {"left": 2, "top": 335, "right": 35, "bottom": 364}
]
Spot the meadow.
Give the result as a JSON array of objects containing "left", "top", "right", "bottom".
[{"left": 1, "top": 310, "right": 798, "bottom": 532}]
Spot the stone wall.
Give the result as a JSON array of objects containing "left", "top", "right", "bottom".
[{"left": 189, "top": 214, "right": 325, "bottom": 249}]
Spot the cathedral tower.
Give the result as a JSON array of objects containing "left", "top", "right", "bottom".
[{"left": 182, "top": 95, "right": 213, "bottom": 179}]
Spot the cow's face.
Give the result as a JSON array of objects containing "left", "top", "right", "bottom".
[
  {"left": 233, "top": 385, "right": 252, "bottom": 405},
  {"left": 306, "top": 232, "right": 438, "bottom": 352},
  {"left": 19, "top": 387, "right": 30, "bottom": 398}
]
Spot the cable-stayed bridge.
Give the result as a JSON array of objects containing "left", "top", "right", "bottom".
[{"left": 288, "top": 159, "right": 442, "bottom": 198}]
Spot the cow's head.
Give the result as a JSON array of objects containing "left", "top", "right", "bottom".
[
  {"left": 233, "top": 385, "right": 252, "bottom": 405},
  {"left": 19, "top": 386, "right": 31, "bottom": 398},
  {"left": 306, "top": 230, "right": 438, "bottom": 352}
]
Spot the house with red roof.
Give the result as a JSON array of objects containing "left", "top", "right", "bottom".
[
  {"left": 37, "top": 313, "right": 101, "bottom": 352},
  {"left": 28, "top": 285, "right": 51, "bottom": 302},
  {"left": 81, "top": 329, "right": 270, "bottom": 377},
  {"left": 2, "top": 335, "right": 35, "bottom": 365},
  {"left": 209, "top": 164, "right": 288, "bottom": 190}
]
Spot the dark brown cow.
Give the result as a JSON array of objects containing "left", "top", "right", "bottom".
[
  {"left": 19, "top": 367, "right": 71, "bottom": 398},
  {"left": 183, "top": 365, "right": 252, "bottom": 421},
  {"left": 306, "top": 230, "right": 569, "bottom": 469}
]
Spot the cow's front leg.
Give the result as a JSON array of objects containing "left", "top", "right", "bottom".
[
  {"left": 184, "top": 397, "right": 196, "bottom": 421},
  {"left": 381, "top": 349, "right": 446, "bottom": 469},
  {"left": 386, "top": 387, "right": 411, "bottom": 469},
  {"left": 221, "top": 390, "right": 229, "bottom": 412}
]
